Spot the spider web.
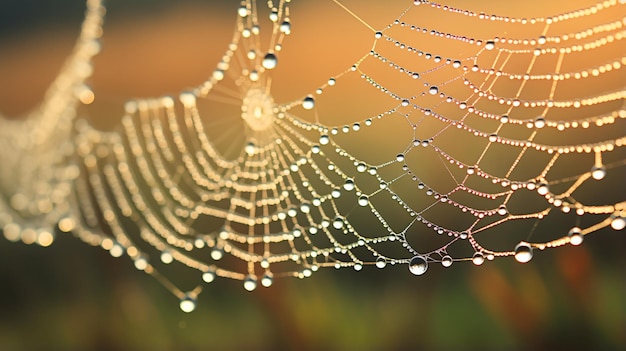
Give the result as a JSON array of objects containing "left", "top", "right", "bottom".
[{"left": 0, "top": 0, "right": 625, "bottom": 312}]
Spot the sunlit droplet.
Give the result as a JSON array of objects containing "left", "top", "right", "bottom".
[
  {"left": 497, "top": 205, "right": 508, "bottom": 216},
  {"left": 302, "top": 96, "right": 315, "bottom": 110},
  {"left": 261, "top": 273, "right": 273, "bottom": 287},
  {"left": 237, "top": 6, "right": 248, "bottom": 17},
  {"left": 202, "top": 269, "right": 216, "bottom": 283},
  {"left": 134, "top": 256, "right": 148, "bottom": 271},
  {"left": 358, "top": 195, "right": 369, "bottom": 207},
  {"left": 514, "top": 242, "right": 533, "bottom": 263},
  {"left": 333, "top": 216, "right": 344, "bottom": 229},
  {"left": 472, "top": 252, "right": 485, "bottom": 265},
  {"left": 161, "top": 250, "right": 173, "bottom": 264},
  {"left": 590, "top": 165, "right": 606, "bottom": 180},
  {"left": 319, "top": 134, "right": 329, "bottom": 145},
  {"left": 36, "top": 230, "right": 54, "bottom": 247},
  {"left": 243, "top": 275, "right": 258, "bottom": 291},
  {"left": 262, "top": 53, "right": 278, "bottom": 69},
  {"left": 441, "top": 255, "right": 453, "bottom": 267},
  {"left": 211, "top": 248, "right": 224, "bottom": 260},
  {"left": 245, "top": 142, "right": 256, "bottom": 155},
  {"left": 280, "top": 20, "right": 291, "bottom": 34},
  {"left": 611, "top": 215, "right": 625, "bottom": 230},
  {"left": 58, "top": 217, "right": 76, "bottom": 233},
  {"left": 343, "top": 179, "right": 355, "bottom": 191},
  {"left": 375, "top": 257, "right": 386, "bottom": 268},
  {"left": 180, "top": 295, "right": 196, "bottom": 313},
  {"left": 534, "top": 117, "right": 546, "bottom": 128},
  {"left": 537, "top": 35, "right": 547, "bottom": 45},
  {"left": 568, "top": 227, "right": 583, "bottom": 245},
  {"left": 408, "top": 255, "right": 428, "bottom": 275},
  {"left": 537, "top": 183, "right": 549, "bottom": 196}
]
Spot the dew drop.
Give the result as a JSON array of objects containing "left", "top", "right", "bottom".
[
  {"left": 356, "top": 162, "right": 367, "bottom": 172},
  {"left": 300, "top": 203, "right": 311, "bottom": 214},
  {"left": 319, "top": 134, "right": 329, "bottom": 145},
  {"left": 161, "top": 250, "right": 173, "bottom": 264},
  {"left": 408, "top": 255, "right": 428, "bottom": 275},
  {"left": 58, "top": 217, "right": 76, "bottom": 233},
  {"left": 358, "top": 195, "right": 369, "bottom": 207},
  {"left": 287, "top": 207, "right": 298, "bottom": 217},
  {"left": 396, "top": 153, "right": 405, "bottom": 162},
  {"left": 110, "top": 243, "right": 124, "bottom": 258},
  {"left": 261, "top": 273, "right": 273, "bottom": 287},
  {"left": 441, "top": 255, "right": 453, "bottom": 267},
  {"left": 497, "top": 205, "right": 508, "bottom": 216},
  {"left": 568, "top": 227, "right": 583, "bottom": 245},
  {"left": 428, "top": 86, "right": 439, "bottom": 95},
  {"left": 590, "top": 165, "right": 606, "bottom": 180},
  {"left": 332, "top": 216, "right": 344, "bottom": 229},
  {"left": 212, "top": 69, "right": 225, "bottom": 81},
  {"left": 280, "top": 20, "right": 291, "bottom": 34},
  {"left": 343, "top": 179, "right": 355, "bottom": 191},
  {"left": 537, "top": 35, "right": 547, "bottom": 45},
  {"left": 302, "top": 96, "right": 315, "bottom": 110},
  {"left": 514, "top": 242, "right": 533, "bottom": 263},
  {"left": 537, "top": 183, "right": 550, "bottom": 196},
  {"left": 245, "top": 142, "right": 256, "bottom": 155},
  {"left": 269, "top": 10, "right": 278, "bottom": 22},
  {"left": 472, "top": 252, "right": 485, "bottom": 265},
  {"left": 134, "top": 256, "right": 148, "bottom": 271},
  {"left": 179, "top": 295, "right": 197, "bottom": 313},
  {"left": 331, "top": 188, "right": 341, "bottom": 198},
  {"left": 2, "top": 223, "right": 20, "bottom": 242},
  {"left": 611, "top": 215, "right": 625, "bottom": 230},
  {"left": 202, "top": 269, "right": 216, "bottom": 283},
  {"left": 374, "top": 31, "right": 383, "bottom": 39},
  {"left": 262, "top": 53, "right": 278, "bottom": 70},
  {"left": 375, "top": 257, "right": 387, "bottom": 268},
  {"left": 243, "top": 275, "right": 258, "bottom": 291},
  {"left": 211, "top": 247, "right": 224, "bottom": 260},
  {"left": 485, "top": 40, "right": 495, "bottom": 50},
  {"left": 534, "top": 117, "right": 546, "bottom": 128},
  {"left": 401, "top": 99, "right": 410, "bottom": 107}
]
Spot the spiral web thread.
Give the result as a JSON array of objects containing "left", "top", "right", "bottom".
[{"left": 1, "top": 0, "right": 625, "bottom": 312}]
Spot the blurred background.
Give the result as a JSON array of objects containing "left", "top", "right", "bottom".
[{"left": 0, "top": 0, "right": 625, "bottom": 350}]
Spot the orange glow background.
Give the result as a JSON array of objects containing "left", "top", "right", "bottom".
[{"left": 0, "top": 1, "right": 624, "bottom": 350}]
